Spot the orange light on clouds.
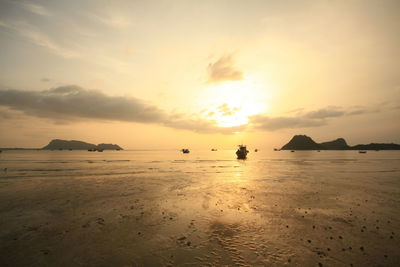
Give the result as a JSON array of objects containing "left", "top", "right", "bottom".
[{"left": 200, "top": 74, "right": 273, "bottom": 128}]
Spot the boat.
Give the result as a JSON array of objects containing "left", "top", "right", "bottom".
[
  {"left": 88, "top": 149, "right": 96, "bottom": 152},
  {"left": 273, "top": 148, "right": 279, "bottom": 151},
  {"left": 211, "top": 148, "right": 217, "bottom": 151},
  {"left": 291, "top": 150, "right": 295, "bottom": 152},
  {"left": 182, "top": 149, "right": 190, "bottom": 154},
  {"left": 254, "top": 149, "right": 258, "bottom": 152},
  {"left": 97, "top": 149, "right": 104, "bottom": 152},
  {"left": 359, "top": 151, "right": 367, "bottom": 154},
  {"left": 236, "top": 145, "right": 249, "bottom": 159}
]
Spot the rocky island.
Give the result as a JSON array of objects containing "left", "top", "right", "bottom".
[
  {"left": 281, "top": 135, "right": 400, "bottom": 150},
  {"left": 42, "top": 139, "right": 123, "bottom": 150}
]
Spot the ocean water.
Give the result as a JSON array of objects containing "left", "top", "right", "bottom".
[{"left": 0, "top": 150, "right": 399, "bottom": 266}]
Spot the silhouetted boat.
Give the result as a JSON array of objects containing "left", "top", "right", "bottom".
[
  {"left": 274, "top": 148, "right": 279, "bottom": 151},
  {"left": 317, "top": 150, "right": 321, "bottom": 152},
  {"left": 182, "top": 149, "right": 190, "bottom": 154},
  {"left": 211, "top": 148, "right": 217, "bottom": 151},
  {"left": 97, "top": 149, "right": 104, "bottom": 152},
  {"left": 359, "top": 151, "right": 367, "bottom": 154},
  {"left": 236, "top": 145, "right": 249, "bottom": 159},
  {"left": 291, "top": 150, "right": 295, "bottom": 152},
  {"left": 254, "top": 149, "right": 258, "bottom": 152},
  {"left": 88, "top": 149, "right": 96, "bottom": 152}
]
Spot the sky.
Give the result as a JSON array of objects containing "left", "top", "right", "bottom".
[{"left": 0, "top": 0, "right": 399, "bottom": 149}]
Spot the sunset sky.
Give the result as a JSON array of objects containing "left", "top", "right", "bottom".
[{"left": 0, "top": 0, "right": 399, "bottom": 149}]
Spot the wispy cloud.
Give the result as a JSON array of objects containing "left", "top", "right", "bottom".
[
  {"left": 85, "top": 11, "right": 132, "bottom": 29},
  {"left": 0, "top": 86, "right": 386, "bottom": 134},
  {"left": 250, "top": 115, "right": 327, "bottom": 130},
  {"left": 16, "top": 2, "right": 51, "bottom": 16},
  {"left": 0, "top": 86, "right": 240, "bottom": 134},
  {"left": 0, "top": 20, "right": 79, "bottom": 58},
  {"left": 303, "top": 107, "right": 345, "bottom": 119},
  {"left": 207, "top": 54, "right": 243, "bottom": 83},
  {"left": 250, "top": 106, "right": 381, "bottom": 131},
  {"left": 217, "top": 103, "right": 240, "bottom": 116}
]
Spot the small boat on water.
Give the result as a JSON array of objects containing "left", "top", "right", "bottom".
[
  {"left": 273, "top": 148, "right": 279, "bottom": 151},
  {"left": 236, "top": 145, "right": 249, "bottom": 159},
  {"left": 211, "top": 148, "right": 217, "bottom": 151},
  {"left": 359, "top": 151, "right": 367, "bottom": 154},
  {"left": 291, "top": 150, "right": 295, "bottom": 152},
  {"left": 182, "top": 149, "right": 190, "bottom": 154},
  {"left": 254, "top": 149, "right": 258, "bottom": 152},
  {"left": 97, "top": 149, "right": 104, "bottom": 152}
]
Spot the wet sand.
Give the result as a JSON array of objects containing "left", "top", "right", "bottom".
[{"left": 0, "top": 150, "right": 399, "bottom": 266}]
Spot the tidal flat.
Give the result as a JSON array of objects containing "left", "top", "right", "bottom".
[{"left": 0, "top": 150, "right": 399, "bottom": 266}]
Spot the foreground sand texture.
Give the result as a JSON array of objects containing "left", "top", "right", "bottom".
[{"left": 0, "top": 150, "right": 399, "bottom": 266}]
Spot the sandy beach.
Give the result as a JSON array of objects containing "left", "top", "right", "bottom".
[{"left": 0, "top": 150, "right": 399, "bottom": 266}]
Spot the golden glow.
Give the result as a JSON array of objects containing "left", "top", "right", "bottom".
[{"left": 201, "top": 75, "right": 272, "bottom": 127}]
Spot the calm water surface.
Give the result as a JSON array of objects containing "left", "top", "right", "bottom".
[{"left": 0, "top": 150, "right": 399, "bottom": 266}]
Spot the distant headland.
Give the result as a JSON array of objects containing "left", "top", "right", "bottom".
[
  {"left": 0, "top": 140, "right": 123, "bottom": 151},
  {"left": 281, "top": 135, "right": 400, "bottom": 150},
  {"left": 42, "top": 139, "right": 123, "bottom": 150}
]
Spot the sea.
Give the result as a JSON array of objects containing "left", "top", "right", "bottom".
[{"left": 0, "top": 149, "right": 399, "bottom": 266}]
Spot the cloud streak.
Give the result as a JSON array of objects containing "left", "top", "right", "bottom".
[
  {"left": 207, "top": 55, "right": 243, "bottom": 83},
  {"left": 0, "top": 20, "right": 79, "bottom": 58},
  {"left": 16, "top": 2, "right": 51, "bottom": 16},
  {"left": 0, "top": 86, "right": 240, "bottom": 134},
  {"left": 0, "top": 86, "right": 384, "bottom": 133},
  {"left": 250, "top": 106, "right": 380, "bottom": 131}
]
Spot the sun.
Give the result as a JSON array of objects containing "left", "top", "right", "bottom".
[{"left": 201, "top": 75, "right": 272, "bottom": 128}]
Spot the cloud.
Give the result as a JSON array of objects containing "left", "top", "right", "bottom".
[
  {"left": 164, "top": 116, "right": 246, "bottom": 134},
  {"left": 250, "top": 115, "right": 327, "bottom": 130},
  {"left": 0, "top": 86, "right": 386, "bottom": 134},
  {"left": 86, "top": 12, "right": 131, "bottom": 28},
  {"left": 0, "top": 85, "right": 167, "bottom": 122},
  {"left": 217, "top": 103, "right": 240, "bottom": 116},
  {"left": 0, "top": 20, "right": 80, "bottom": 58},
  {"left": 0, "top": 86, "right": 240, "bottom": 134},
  {"left": 207, "top": 55, "right": 243, "bottom": 83},
  {"left": 304, "top": 107, "right": 345, "bottom": 119},
  {"left": 250, "top": 106, "right": 381, "bottom": 131},
  {"left": 16, "top": 2, "right": 51, "bottom": 16}
]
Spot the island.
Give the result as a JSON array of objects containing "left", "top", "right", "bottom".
[
  {"left": 281, "top": 135, "right": 400, "bottom": 150},
  {"left": 42, "top": 139, "right": 123, "bottom": 150}
]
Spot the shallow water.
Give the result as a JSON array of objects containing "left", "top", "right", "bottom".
[{"left": 0, "top": 150, "right": 399, "bottom": 266}]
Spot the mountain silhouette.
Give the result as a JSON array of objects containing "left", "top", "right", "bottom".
[
  {"left": 281, "top": 135, "right": 323, "bottom": 150},
  {"left": 320, "top": 138, "right": 350, "bottom": 150},
  {"left": 281, "top": 135, "right": 400, "bottom": 150},
  {"left": 42, "top": 139, "right": 123, "bottom": 150}
]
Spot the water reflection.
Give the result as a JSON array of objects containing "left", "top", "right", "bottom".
[{"left": 0, "top": 150, "right": 399, "bottom": 266}]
